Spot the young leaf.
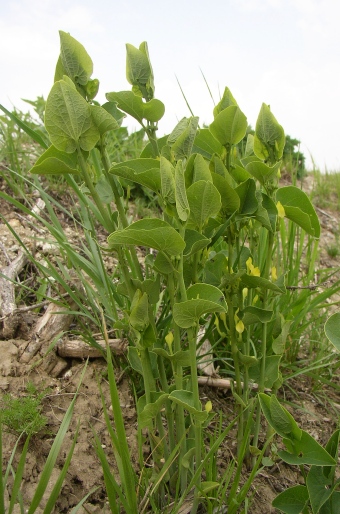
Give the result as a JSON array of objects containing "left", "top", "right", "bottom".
[
  {"left": 106, "top": 91, "right": 164, "bottom": 124},
  {"left": 138, "top": 392, "right": 169, "bottom": 429},
  {"left": 126, "top": 42, "right": 154, "bottom": 98},
  {"left": 185, "top": 153, "right": 212, "bottom": 185},
  {"left": 152, "top": 348, "right": 191, "bottom": 367},
  {"left": 175, "top": 160, "right": 190, "bottom": 222},
  {"left": 259, "top": 394, "right": 302, "bottom": 441},
  {"left": 160, "top": 156, "right": 176, "bottom": 204},
  {"left": 242, "top": 306, "right": 273, "bottom": 325},
  {"left": 110, "top": 158, "right": 161, "bottom": 193},
  {"left": 249, "top": 355, "right": 281, "bottom": 389},
  {"left": 183, "top": 229, "right": 210, "bottom": 256},
  {"left": 254, "top": 103, "right": 285, "bottom": 162},
  {"left": 170, "top": 116, "right": 199, "bottom": 160},
  {"left": 85, "top": 78, "right": 100, "bottom": 100},
  {"left": 129, "top": 290, "right": 149, "bottom": 332},
  {"left": 192, "top": 128, "right": 223, "bottom": 159},
  {"left": 241, "top": 274, "right": 286, "bottom": 294},
  {"left": 187, "top": 180, "right": 221, "bottom": 228},
  {"left": 45, "top": 80, "right": 99, "bottom": 153},
  {"left": 58, "top": 31, "right": 93, "bottom": 86},
  {"left": 254, "top": 191, "right": 278, "bottom": 232},
  {"left": 168, "top": 390, "right": 208, "bottom": 422},
  {"left": 30, "top": 145, "right": 79, "bottom": 175},
  {"left": 173, "top": 284, "right": 227, "bottom": 328},
  {"left": 235, "top": 178, "right": 258, "bottom": 215},
  {"left": 246, "top": 160, "right": 281, "bottom": 186},
  {"left": 213, "top": 87, "right": 238, "bottom": 118},
  {"left": 107, "top": 218, "right": 185, "bottom": 256},
  {"left": 211, "top": 173, "right": 240, "bottom": 213},
  {"left": 276, "top": 186, "right": 320, "bottom": 238},
  {"left": 209, "top": 105, "right": 247, "bottom": 147},
  {"left": 272, "top": 485, "right": 309, "bottom": 514},
  {"left": 90, "top": 105, "right": 119, "bottom": 135}
]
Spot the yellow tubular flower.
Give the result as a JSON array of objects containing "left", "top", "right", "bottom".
[
  {"left": 236, "top": 320, "right": 245, "bottom": 334},
  {"left": 165, "top": 332, "right": 174, "bottom": 349},
  {"left": 276, "top": 201, "right": 286, "bottom": 219}
]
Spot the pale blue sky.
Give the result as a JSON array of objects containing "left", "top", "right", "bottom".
[{"left": 1, "top": 0, "right": 339, "bottom": 171}]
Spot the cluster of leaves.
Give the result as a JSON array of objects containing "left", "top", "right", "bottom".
[{"left": 2, "top": 30, "right": 340, "bottom": 513}]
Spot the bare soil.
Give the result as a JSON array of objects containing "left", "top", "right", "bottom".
[{"left": 1, "top": 174, "right": 340, "bottom": 513}]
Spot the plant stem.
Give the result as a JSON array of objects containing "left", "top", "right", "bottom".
[
  {"left": 168, "top": 272, "right": 187, "bottom": 491},
  {"left": 77, "top": 146, "right": 115, "bottom": 233},
  {"left": 100, "top": 146, "right": 144, "bottom": 281},
  {"left": 145, "top": 121, "right": 160, "bottom": 158},
  {"left": 252, "top": 231, "right": 274, "bottom": 453}
]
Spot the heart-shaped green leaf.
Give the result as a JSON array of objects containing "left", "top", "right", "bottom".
[
  {"left": 45, "top": 80, "right": 99, "bottom": 153},
  {"left": 254, "top": 103, "right": 285, "bottom": 161},
  {"left": 192, "top": 128, "right": 223, "bottom": 159},
  {"left": 110, "top": 158, "right": 161, "bottom": 193},
  {"left": 175, "top": 160, "right": 190, "bottom": 222},
  {"left": 58, "top": 30, "right": 93, "bottom": 86},
  {"left": 306, "top": 466, "right": 334, "bottom": 514},
  {"left": 107, "top": 218, "right": 185, "bottom": 256},
  {"left": 138, "top": 391, "right": 169, "bottom": 428},
  {"left": 276, "top": 186, "right": 320, "bottom": 238},
  {"left": 280, "top": 431, "right": 336, "bottom": 466},
  {"left": 213, "top": 87, "right": 238, "bottom": 118},
  {"left": 106, "top": 91, "right": 164, "bottom": 123},
  {"left": 324, "top": 313, "right": 340, "bottom": 351},
  {"left": 259, "top": 394, "right": 302, "bottom": 440},
  {"left": 169, "top": 117, "right": 199, "bottom": 160},
  {"left": 30, "top": 145, "right": 79, "bottom": 175},
  {"left": 183, "top": 230, "right": 210, "bottom": 257},
  {"left": 209, "top": 105, "right": 247, "bottom": 147},
  {"left": 211, "top": 173, "right": 240, "bottom": 213},
  {"left": 272, "top": 485, "right": 309, "bottom": 514},
  {"left": 160, "top": 156, "right": 176, "bottom": 204},
  {"left": 235, "top": 178, "right": 258, "bottom": 215},
  {"left": 246, "top": 160, "right": 281, "bottom": 186},
  {"left": 90, "top": 105, "right": 119, "bottom": 135},
  {"left": 187, "top": 180, "right": 221, "bottom": 228},
  {"left": 173, "top": 284, "right": 227, "bottom": 328},
  {"left": 168, "top": 390, "right": 208, "bottom": 422}
]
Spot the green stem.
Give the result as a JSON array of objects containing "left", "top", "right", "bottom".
[
  {"left": 168, "top": 273, "right": 187, "bottom": 491},
  {"left": 252, "top": 231, "right": 274, "bottom": 453},
  {"left": 145, "top": 121, "right": 160, "bottom": 158},
  {"left": 100, "top": 147, "right": 144, "bottom": 281},
  {"left": 77, "top": 146, "right": 115, "bottom": 232},
  {"left": 226, "top": 294, "right": 244, "bottom": 451},
  {"left": 187, "top": 325, "right": 201, "bottom": 514}
]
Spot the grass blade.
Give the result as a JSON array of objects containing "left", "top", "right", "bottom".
[
  {"left": 69, "top": 486, "right": 100, "bottom": 513},
  {"left": 92, "top": 430, "right": 122, "bottom": 514},
  {"left": 42, "top": 422, "right": 80, "bottom": 514},
  {"left": 27, "top": 361, "right": 88, "bottom": 513},
  {"left": 8, "top": 435, "right": 31, "bottom": 514},
  {"left": 0, "top": 103, "right": 48, "bottom": 149}
]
